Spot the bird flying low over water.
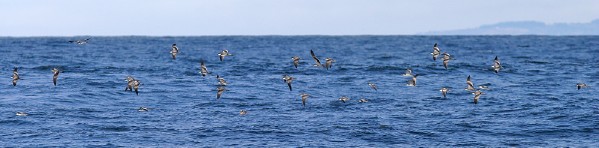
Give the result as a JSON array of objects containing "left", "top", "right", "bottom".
[
  {"left": 170, "top": 44, "right": 179, "bottom": 60},
  {"left": 283, "top": 75, "right": 294, "bottom": 91},
  {"left": 132, "top": 80, "right": 141, "bottom": 95},
  {"left": 310, "top": 50, "right": 323, "bottom": 67},
  {"left": 138, "top": 107, "right": 150, "bottom": 112},
  {"left": 440, "top": 87, "right": 449, "bottom": 98},
  {"left": 200, "top": 61, "right": 209, "bottom": 77},
  {"left": 16, "top": 112, "right": 28, "bottom": 116},
  {"left": 239, "top": 110, "right": 247, "bottom": 115},
  {"left": 403, "top": 68, "right": 413, "bottom": 77},
  {"left": 52, "top": 68, "right": 60, "bottom": 86},
  {"left": 217, "top": 75, "right": 227, "bottom": 86},
  {"left": 368, "top": 82, "right": 377, "bottom": 91},
  {"left": 325, "top": 58, "right": 335, "bottom": 70},
  {"left": 292, "top": 56, "right": 300, "bottom": 68},
  {"left": 492, "top": 56, "right": 502, "bottom": 73},
  {"left": 359, "top": 98, "right": 368, "bottom": 103},
  {"left": 218, "top": 49, "right": 231, "bottom": 61},
  {"left": 301, "top": 93, "right": 309, "bottom": 107},
  {"left": 407, "top": 74, "right": 419, "bottom": 86},
  {"left": 473, "top": 90, "right": 483, "bottom": 104},
  {"left": 466, "top": 75, "right": 475, "bottom": 91},
  {"left": 431, "top": 43, "right": 441, "bottom": 61},
  {"left": 442, "top": 52, "right": 451, "bottom": 69},
  {"left": 125, "top": 76, "right": 135, "bottom": 91},
  {"left": 339, "top": 96, "right": 350, "bottom": 103},
  {"left": 11, "top": 67, "right": 19, "bottom": 86},
  {"left": 68, "top": 38, "right": 90, "bottom": 45},
  {"left": 577, "top": 83, "right": 588, "bottom": 90},
  {"left": 217, "top": 86, "right": 226, "bottom": 99}
]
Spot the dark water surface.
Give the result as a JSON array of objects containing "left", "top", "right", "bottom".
[{"left": 0, "top": 36, "right": 598, "bottom": 147}]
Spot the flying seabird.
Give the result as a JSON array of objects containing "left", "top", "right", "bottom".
[
  {"left": 577, "top": 83, "right": 588, "bottom": 90},
  {"left": 368, "top": 82, "right": 378, "bottom": 91},
  {"left": 473, "top": 90, "right": 483, "bottom": 104},
  {"left": 138, "top": 107, "right": 150, "bottom": 112},
  {"left": 465, "top": 75, "right": 475, "bottom": 91},
  {"left": 339, "top": 96, "right": 350, "bottom": 103},
  {"left": 11, "top": 67, "right": 19, "bottom": 86},
  {"left": 125, "top": 76, "right": 135, "bottom": 91},
  {"left": 239, "top": 110, "right": 248, "bottom": 115},
  {"left": 407, "top": 74, "right": 419, "bottom": 86},
  {"left": 310, "top": 50, "right": 323, "bottom": 67},
  {"left": 133, "top": 79, "right": 141, "bottom": 95},
  {"left": 431, "top": 43, "right": 441, "bottom": 61},
  {"left": 170, "top": 44, "right": 179, "bottom": 60},
  {"left": 200, "top": 61, "right": 209, "bottom": 77},
  {"left": 16, "top": 112, "right": 28, "bottom": 116},
  {"left": 68, "top": 38, "right": 90, "bottom": 45},
  {"left": 301, "top": 93, "right": 309, "bottom": 107},
  {"left": 217, "top": 75, "right": 227, "bottom": 86},
  {"left": 442, "top": 52, "right": 450, "bottom": 69},
  {"left": 217, "top": 86, "right": 226, "bottom": 99},
  {"left": 403, "top": 68, "right": 413, "bottom": 77},
  {"left": 283, "top": 75, "right": 294, "bottom": 91},
  {"left": 492, "top": 56, "right": 501, "bottom": 73},
  {"left": 359, "top": 98, "right": 368, "bottom": 103},
  {"left": 325, "top": 58, "right": 334, "bottom": 70},
  {"left": 292, "top": 56, "right": 300, "bottom": 68},
  {"left": 52, "top": 68, "right": 60, "bottom": 86},
  {"left": 440, "top": 87, "right": 449, "bottom": 98},
  {"left": 218, "top": 49, "right": 231, "bottom": 61}
]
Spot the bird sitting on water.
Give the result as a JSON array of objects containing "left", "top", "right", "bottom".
[
  {"left": 138, "top": 107, "right": 150, "bottom": 112},
  {"left": 16, "top": 112, "right": 28, "bottom": 116},
  {"left": 239, "top": 110, "right": 247, "bottom": 115}
]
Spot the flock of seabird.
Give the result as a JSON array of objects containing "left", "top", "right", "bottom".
[{"left": 8, "top": 39, "right": 591, "bottom": 116}]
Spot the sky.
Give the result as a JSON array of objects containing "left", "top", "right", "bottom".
[{"left": 1, "top": 0, "right": 598, "bottom": 36}]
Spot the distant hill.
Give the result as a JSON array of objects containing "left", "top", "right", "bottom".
[{"left": 423, "top": 19, "right": 599, "bottom": 35}]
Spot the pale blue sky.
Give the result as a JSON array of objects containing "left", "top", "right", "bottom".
[{"left": 1, "top": 0, "right": 598, "bottom": 36}]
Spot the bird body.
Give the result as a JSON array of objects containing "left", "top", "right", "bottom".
[
  {"left": 283, "top": 75, "right": 294, "bottom": 91},
  {"left": 170, "top": 44, "right": 179, "bottom": 60},
  {"left": 368, "top": 82, "right": 377, "bottom": 91},
  {"left": 292, "top": 56, "right": 300, "bottom": 68},
  {"left": 473, "top": 90, "right": 483, "bottom": 104},
  {"left": 325, "top": 58, "right": 334, "bottom": 70},
  {"left": 200, "top": 61, "right": 209, "bottom": 77},
  {"left": 466, "top": 75, "right": 475, "bottom": 91},
  {"left": 218, "top": 49, "right": 231, "bottom": 61},
  {"left": 339, "top": 96, "right": 350, "bottom": 103},
  {"left": 577, "top": 83, "right": 587, "bottom": 90},
  {"left": 492, "top": 56, "right": 502, "bottom": 73},
  {"left": 217, "top": 86, "right": 226, "bottom": 99},
  {"left": 442, "top": 52, "right": 450, "bottom": 69},
  {"left": 217, "top": 75, "right": 227, "bottom": 86},
  {"left": 431, "top": 43, "right": 441, "bottom": 61},
  {"left": 440, "top": 87, "right": 449, "bottom": 98},
  {"left": 301, "top": 93, "right": 309, "bottom": 107},
  {"left": 52, "top": 68, "right": 60, "bottom": 86},
  {"left": 11, "top": 68, "right": 19, "bottom": 86}
]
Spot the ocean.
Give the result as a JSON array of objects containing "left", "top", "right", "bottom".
[{"left": 0, "top": 36, "right": 597, "bottom": 147}]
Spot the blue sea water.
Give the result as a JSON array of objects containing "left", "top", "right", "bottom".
[{"left": 0, "top": 36, "right": 598, "bottom": 147}]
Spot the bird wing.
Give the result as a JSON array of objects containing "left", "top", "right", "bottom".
[{"left": 310, "top": 50, "right": 322, "bottom": 66}]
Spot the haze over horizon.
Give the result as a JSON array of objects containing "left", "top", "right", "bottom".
[{"left": 1, "top": 0, "right": 599, "bottom": 36}]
